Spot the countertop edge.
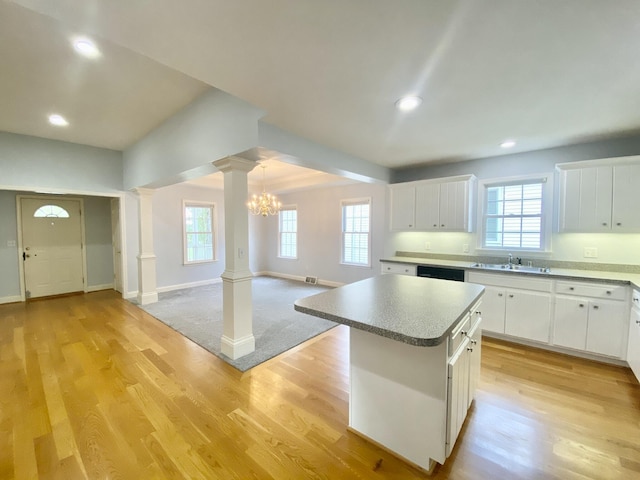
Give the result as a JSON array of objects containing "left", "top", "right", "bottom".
[{"left": 294, "top": 288, "right": 485, "bottom": 347}]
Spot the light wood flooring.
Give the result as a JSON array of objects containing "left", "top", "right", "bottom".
[{"left": 1, "top": 290, "right": 639, "bottom": 479}]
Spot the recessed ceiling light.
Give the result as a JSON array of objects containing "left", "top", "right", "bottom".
[
  {"left": 48, "top": 114, "right": 69, "bottom": 127},
  {"left": 500, "top": 140, "right": 516, "bottom": 149},
  {"left": 395, "top": 96, "right": 423, "bottom": 111},
  {"left": 72, "top": 37, "right": 101, "bottom": 58}
]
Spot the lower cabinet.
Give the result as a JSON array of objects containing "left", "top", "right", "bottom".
[
  {"left": 467, "top": 272, "right": 552, "bottom": 343},
  {"left": 554, "top": 281, "right": 628, "bottom": 358},
  {"left": 380, "top": 262, "right": 417, "bottom": 276},
  {"left": 446, "top": 314, "right": 482, "bottom": 457},
  {"left": 628, "top": 292, "right": 640, "bottom": 381}
]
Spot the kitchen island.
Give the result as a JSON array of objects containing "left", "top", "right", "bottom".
[{"left": 294, "top": 274, "right": 484, "bottom": 472}]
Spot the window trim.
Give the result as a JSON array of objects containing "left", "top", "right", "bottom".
[
  {"left": 182, "top": 200, "right": 217, "bottom": 265},
  {"left": 476, "top": 174, "right": 553, "bottom": 254},
  {"left": 340, "top": 197, "right": 372, "bottom": 268},
  {"left": 278, "top": 205, "right": 298, "bottom": 260}
]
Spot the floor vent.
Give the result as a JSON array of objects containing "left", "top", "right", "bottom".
[{"left": 305, "top": 276, "right": 318, "bottom": 285}]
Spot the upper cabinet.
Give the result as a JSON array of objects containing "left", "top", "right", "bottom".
[
  {"left": 389, "top": 175, "right": 475, "bottom": 232},
  {"left": 557, "top": 159, "right": 640, "bottom": 233}
]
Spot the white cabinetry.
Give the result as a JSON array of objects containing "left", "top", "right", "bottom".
[
  {"left": 389, "top": 175, "right": 475, "bottom": 232},
  {"left": 558, "top": 160, "right": 640, "bottom": 232},
  {"left": 628, "top": 289, "right": 640, "bottom": 381},
  {"left": 446, "top": 310, "right": 482, "bottom": 457},
  {"left": 553, "top": 281, "right": 628, "bottom": 358},
  {"left": 380, "top": 262, "right": 417, "bottom": 276},
  {"left": 467, "top": 272, "right": 552, "bottom": 343}
]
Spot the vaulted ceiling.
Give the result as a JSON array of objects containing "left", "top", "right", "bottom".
[{"left": 3, "top": 0, "right": 640, "bottom": 184}]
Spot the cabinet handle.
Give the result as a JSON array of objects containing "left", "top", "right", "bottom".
[
  {"left": 593, "top": 305, "right": 599, "bottom": 310},
  {"left": 636, "top": 320, "right": 640, "bottom": 325},
  {"left": 470, "top": 339, "right": 477, "bottom": 345},
  {"left": 433, "top": 224, "right": 437, "bottom": 227},
  {"left": 475, "top": 311, "right": 481, "bottom": 315},
  {"left": 467, "top": 347, "right": 473, "bottom": 352},
  {"left": 408, "top": 224, "right": 413, "bottom": 227},
  {"left": 461, "top": 331, "right": 468, "bottom": 336},
  {"left": 602, "top": 222, "right": 607, "bottom": 226},
  {"left": 616, "top": 222, "right": 621, "bottom": 226},
  {"left": 509, "top": 294, "right": 514, "bottom": 298},
  {"left": 606, "top": 291, "right": 611, "bottom": 295},
  {"left": 579, "top": 304, "right": 584, "bottom": 308},
  {"left": 498, "top": 293, "right": 503, "bottom": 297},
  {"left": 634, "top": 298, "right": 639, "bottom": 303},
  {"left": 441, "top": 224, "right": 445, "bottom": 227},
  {"left": 569, "top": 287, "right": 574, "bottom": 291}
]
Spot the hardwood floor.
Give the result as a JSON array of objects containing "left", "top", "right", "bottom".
[{"left": 1, "top": 290, "right": 639, "bottom": 479}]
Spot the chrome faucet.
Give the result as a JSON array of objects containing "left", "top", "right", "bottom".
[{"left": 507, "top": 253, "right": 513, "bottom": 266}]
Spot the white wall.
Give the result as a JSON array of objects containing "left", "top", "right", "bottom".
[
  {"left": 0, "top": 132, "right": 123, "bottom": 193},
  {"left": 123, "top": 89, "right": 264, "bottom": 190},
  {"left": 151, "top": 183, "right": 226, "bottom": 290},
  {"left": 258, "top": 182, "right": 387, "bottom": 285}
]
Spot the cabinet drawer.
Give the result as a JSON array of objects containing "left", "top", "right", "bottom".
[
  {"left": 449, "top": 313, "right": 470, "bottom": 356},
  {"left": 380, "top": 262, "right": 417, "bottom": 275},
  {"left": 555, "top": 281, "right": 626, "bottom": 300}
]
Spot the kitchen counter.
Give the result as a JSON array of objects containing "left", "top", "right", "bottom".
[
  {"left": 294, "top": 274, "right": 484, "bottom": 346},
  {"left": 381, "top": 256, "right": 640, "bottom": 289}
]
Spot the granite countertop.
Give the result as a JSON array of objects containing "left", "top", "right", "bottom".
[
  {"left": 381, "top": 256, "right": 640, "bottom": 290},
  {"left": 294, "top": 275, "right": 484, "bottom": 347}
]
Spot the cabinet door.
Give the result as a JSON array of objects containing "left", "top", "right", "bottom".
[
  {"left": 480, "top": 286, "right": 506, "bottom": 333},
  {"left": 467, "top": 318, "right": 482, "bottom": 408},
  {"left": 559, "top": 167, "right": 612, "bottom": 232},
  {"left": 439, "top": 180, "right": 469, "bottom": 231},
  {"left": 586, "top": 300, "right": 628, "bottom": 358},
  {"left": 505, "top": 290, "right": 552, "bottom": 343},
  {"left": 553, "top": 296, "right": 588, "bottom": 350},
  {"left": 612, "top": 164, "right": 640, "bottom": 231},
  {"left": 628, "top": 306, "right": 640, "bottom": 382},
  {"left": 414, "top": 182, "right": 440, "bottom": 230},
  {"left": 389, "top": 185, "right": 415, "bottom": 230},
  {"left": 446, "top": 338, "right": 470, "bottom": 457}
]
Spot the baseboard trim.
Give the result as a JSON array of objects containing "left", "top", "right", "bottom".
[
  {"left": 0, "top": 295, "right": 22, "bottom": 305},
  {"left": 482, "top": 331, "right": 628, "bottom": 366},
  {"left": 86, "top": 283, "right": 114, "bottom": 293},
  {"left": 157, "top": 277, "right": 223, "bottom": 294},
  {"left": 258, "top": 271, "right": 344, "bottom": 288}
]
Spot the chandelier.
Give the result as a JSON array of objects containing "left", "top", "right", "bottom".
[{"left": 247, "top": 165, "right": 282, "bottom": 216}]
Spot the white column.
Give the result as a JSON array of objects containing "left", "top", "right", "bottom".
[
  {"left": 213, "top": 156, "right": 257, "bottom": 359},
  {"left": 134, "top": 188, "right": 158, "bottom": 305}
]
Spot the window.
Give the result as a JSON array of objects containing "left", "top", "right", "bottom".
[
  {"left": 481, "top": 177, "right": 548, "bottom": 250},
  {"left": 279, "top": 206, "right": 297, "bottom": 259},
  {"left": 341, "top": 198, "right": 371, "bottom": 266},
  {"left": 34, "top": 205, "right": 69, "bottom": 218},
  {"left": 183, "top": 202, "right": 215, "bottom": 264}
]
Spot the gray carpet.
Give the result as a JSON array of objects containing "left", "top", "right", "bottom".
[{"left": 136, "top": 276, "right": 337, "bottom": 371}]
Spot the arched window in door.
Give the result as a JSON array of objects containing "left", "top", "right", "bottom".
[{"left": 33, "top": 205, "right": 70, "bottom": 218}]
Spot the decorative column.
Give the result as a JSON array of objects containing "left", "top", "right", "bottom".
[
  {"left": 213, "top": 156, "right": 257, "bottom": 359},
  {"left": 134, "top": 188, "right": 158, "bottom": 305}
]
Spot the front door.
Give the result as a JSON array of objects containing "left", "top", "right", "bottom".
[{"left": 20, "top": 197, "right": 84, "bottom": 299}]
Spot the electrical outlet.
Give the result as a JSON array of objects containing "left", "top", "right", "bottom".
[
  {"left": 462, "top": 243, "right": 469, "bottom": 253},
  {"left": 424, "top": 242, "right": 431, "bottom": 250},
  {"left": 584, "top": 247, "right": 598, "bottom": 258},
  {"left": 7, "top": 240, "right": 16, "bottom": 247}
]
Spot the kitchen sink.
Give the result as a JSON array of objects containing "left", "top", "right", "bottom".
[{"left": 470, "top": 263, "right": 551, "bottom": 274}]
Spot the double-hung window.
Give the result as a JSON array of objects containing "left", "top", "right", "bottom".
[
  {"left": 481, "top": 177, "right": 549, "bottom": 251},
  {"left": 183, "top": 201, "right": 216, "bottom": 264},
  {"left": 341, "top": 198, "right": 371, "bottom": 266},
  {"left": 279, "top": 206, "right": 297, "bottom": 259}
]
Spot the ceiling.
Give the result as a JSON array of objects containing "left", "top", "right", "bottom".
[{"left": 3, "top": 0, "right": 640, "bottom": 189}]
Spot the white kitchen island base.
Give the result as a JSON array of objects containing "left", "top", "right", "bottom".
[
  {"left": 350, "top": 327, "right": 448, "bottom": 470},
  {"left": 294, "top": 275, "right": 484, "bottom": 471}
]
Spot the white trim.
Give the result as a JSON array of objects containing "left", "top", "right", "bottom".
[
  {"left": 156, "top": 277, "right": 223, "bottom": 293},
  {"left": 278, "top": 204, "right": 298, "bottom": 259},
  {"left": 340, "top": 196, "right": 372, "bottom": 268},
  {"left": 182, "top": 200, "right": 217, "bottom": 265},
  {"left": 258, "top": 270, "right": 345, "bottom": 288},
  {"left": 86, "top": 283, "right": 114, "bottom": 293},
  {"left": 0, "top": 295, "right": 22, "bottom": 305},
  {"left": 476, "top": 173, "right": 554, "bottom": 253}
]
